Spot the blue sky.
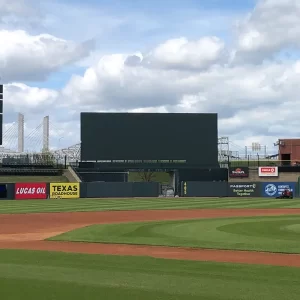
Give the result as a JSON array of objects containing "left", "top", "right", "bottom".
[
  {"left": 61, "top": 0, "right": 256, "bottom": 11},
  {"left": 28, "top": 0, "right": 256, "bottom": 89}
]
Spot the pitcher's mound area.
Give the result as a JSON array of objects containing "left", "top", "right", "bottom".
[{"left": 2, "top": 208, "right": 300, "bottom": 267}]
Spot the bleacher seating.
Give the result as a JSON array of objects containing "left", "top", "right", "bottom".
[
  {"left": 0, "top": 168, "right": 62, "bottom": 176},
  {"left": 2, "top": 163, "right": 55, "bottom": 169},
  {"left": 0, "top": 155, "right": 63, "bottom": 176}
]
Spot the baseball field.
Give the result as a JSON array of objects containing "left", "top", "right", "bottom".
[{"left": 2, "top": 197, "right": 300, "bottom": 300}]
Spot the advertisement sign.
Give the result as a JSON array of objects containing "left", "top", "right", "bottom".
[
  {"left": 50, "top": 183, "right": 80, "bottom": 199},
  {"left": 262, "top": 182, "right": 296, "bottom": 197},
  {"left": 15, "top": 183, "right": 47, "bottom": 200},
  {"left": 228, "top": 182, "right": 260, "bottom": 197},
  {"left": 258, "top": 166, "right": 278, "bottom": 177},
  {"left": 229, "top": 167, "right": 249, "bottom": 178},
  {"left": 0, "top": 184, "right": 7, "bottom": 199}
]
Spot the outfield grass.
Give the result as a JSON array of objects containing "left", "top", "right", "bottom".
[
  {"left": 1, "top": 250, "right": 300, "bottom": 300},
  {"left": 0, "top": 197, "right": 299, "bottom": 214},
  {"left": 50, "top": 215, "right": 300, "bottom": 253},
  {"left": 0, "top": 176, "right": 68, "bottom": 183}
]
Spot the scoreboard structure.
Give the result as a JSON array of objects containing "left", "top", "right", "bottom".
[
  {"left": 0, "top": 85, "right": 2, "bottom": 145},
  {"left": 80, "top": 112, "right": 219, "bottom": 169}
]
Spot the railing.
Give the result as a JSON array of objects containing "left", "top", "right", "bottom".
[
  {"left": 0, "top": 154, "right": 68, "bottom": 169},
  {"left": 226, "top": 159, "right": 298, "bottom": 168}
]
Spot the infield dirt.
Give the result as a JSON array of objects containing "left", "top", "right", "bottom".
[{"left": 1, "top": 208, "right": 300, "bottom": 267}]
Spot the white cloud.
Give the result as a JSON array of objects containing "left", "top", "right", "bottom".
[
  {"left": 4, "top": 83, "right": 58, "bottom": 112},
  {"left": 0, "top": 30, "right": 94, "bottom": 82},
  {"left": 233, "top": 0, "right": 300, "bottom": 63},
  {"left": 139, "top": 37, "right": 226, "bottom": 70}
]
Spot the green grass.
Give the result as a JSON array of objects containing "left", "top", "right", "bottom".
[
  {"left": 0, "top": 176, "right": 68, "bottom": 183},
  {"left": 0, "top": 197, "right": 300, "bottom": 214},
  {"left": 51, "top": 215, "right": 300, "bottom": 254},
  {"left": 1, "top": 249, "right": 300, "bottom": 300}
]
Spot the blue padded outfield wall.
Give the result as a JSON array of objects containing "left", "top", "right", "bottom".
[
  {"left": 262, "top": 182, "right": 296, "bottom": 198},
  {"left": 0, "top": 181, "right": 298, "bottom": 199}
]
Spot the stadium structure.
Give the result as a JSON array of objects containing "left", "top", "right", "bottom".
[{"left": 0, "top": 113, "right": 273, "bottom": 165}]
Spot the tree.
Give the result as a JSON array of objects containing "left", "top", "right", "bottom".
[{"left": 138, "top": 170, "right": 156, "bottom": 182}]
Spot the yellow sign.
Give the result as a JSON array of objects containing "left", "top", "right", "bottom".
[
  {"left": 183, "top": 182, "right": 187, "bottom": 196},
  {"left": 50, "top": 183, "right": 80, "bottom": 199}
]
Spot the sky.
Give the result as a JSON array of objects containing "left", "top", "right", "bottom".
[{"left": 1, "top": 0, "right": 300, "bottom": 155}]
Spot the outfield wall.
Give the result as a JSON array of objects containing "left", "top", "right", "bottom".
[
  {"left": 181, "top": 181, "right": 297, "bottom": 198},
  {"left": 11, "top": 182, "right": 161, "bottom": 200},
  {"left": 0, "top": 181, "right": 297, "bottom": 200}
]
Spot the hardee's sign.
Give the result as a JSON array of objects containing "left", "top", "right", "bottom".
[
  {"left": 229, "top": 167, "right": 249, "bottom": 178},
  {"left": 258, "top": 166, "right": 278, "bottom": 177}
]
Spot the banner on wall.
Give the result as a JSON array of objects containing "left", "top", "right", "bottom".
[
  {"left": 262, "top": 182, "right": 296, "bottom": 197},
  {"left": 50, "top": 183, "right": 79, "bottom": 199},
  {"left": 258, "top": 166, "right": 278, "bottom": 177},
  {"left": 228, "top": 182, "right": 260, "bottom": 197},
  {"left": 15, "top": 183, "right": 47, "bottom": 200},
  {"left": 0, "top": 184, "right": 7, "bottom": 199},
  {"left": 229, "top": 167, "right": 249, "bottom": 178}
]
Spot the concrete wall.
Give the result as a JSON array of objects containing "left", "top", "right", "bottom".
[{"left": 63, "top": 166, "right": 81, "bottom": 182}]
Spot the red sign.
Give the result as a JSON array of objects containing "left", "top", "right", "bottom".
[
  {"left": 15, "top": 183, "right": 47, "bottom": 200},
  {"left": 258, "top": 166, "right": 278, "bottom": 177}
]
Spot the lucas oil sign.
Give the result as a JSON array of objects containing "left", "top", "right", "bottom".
[
  {"left": 50, "top": 183, "right": 80, "bottom": 199},
  {"left": 15, "top": 183, "right": 47, "bottom": 200}
]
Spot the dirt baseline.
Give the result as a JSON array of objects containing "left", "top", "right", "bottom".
[{"left": 1, "top": 208, "right": 300, "bottom": 267}]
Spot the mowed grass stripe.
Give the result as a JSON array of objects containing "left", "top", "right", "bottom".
[
  {"left": 0, "top": 197, "right": 279, "bottom": 208},
  {"left": 0, "top": 198, "right": 291, "bottom": 211},
  {"left": 51, "top": 215, "right": 300, "bottom": 253},
  {"left": 0, "top": 198, "right": 278, "bottom": 209},
  {"left": 0, "top": 198, "right": 299, "bottom": 214},
  {"left": 1, "top": 250, "right": 300, "bottom": 300},
  {"left": 0, "top": 198, "right": 293, "bottom": 213}
]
